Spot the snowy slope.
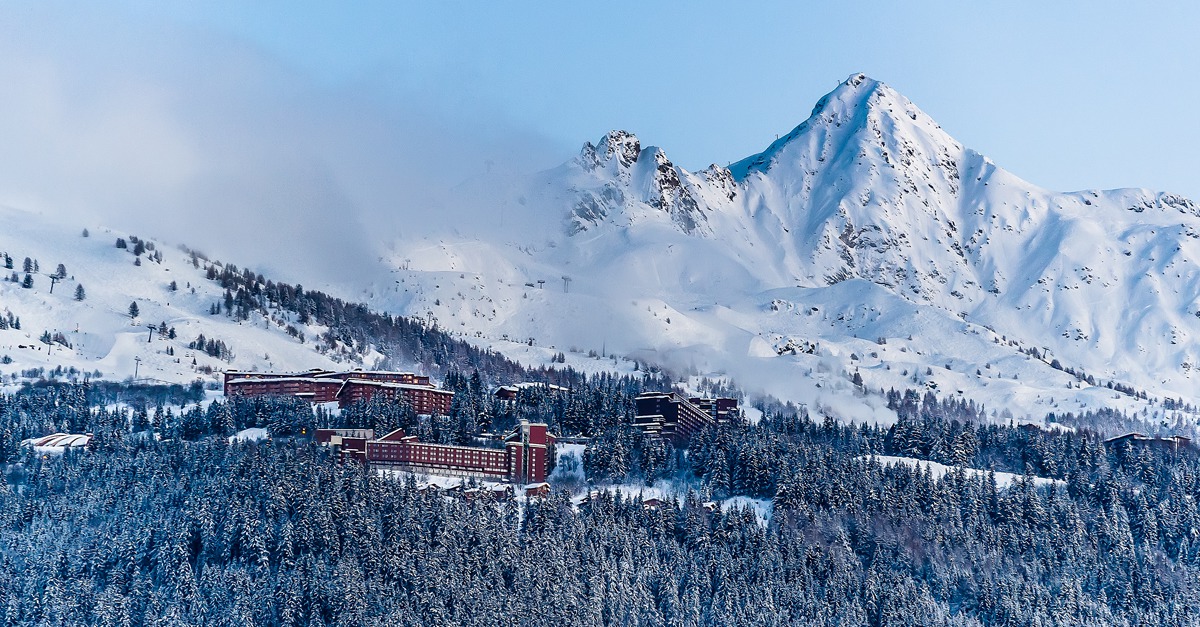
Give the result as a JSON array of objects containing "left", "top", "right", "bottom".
[
  {"left": 3, "top": 73, "right": 1195, "bottom": 430},
  {"left": 0, "top": 205, "right": 363, "bottom": 389},
  {"left": 863, "top": 456, "right": 1064, "bottom": 490},
  {"left": 368, "top": 74, "right": 1200, "bottom": 426}
]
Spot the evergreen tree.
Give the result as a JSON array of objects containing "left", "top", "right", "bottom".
[
  {"left": 0, "top": 380, "right": 1198, "bottom": 624},
  {"left": 74, "top": 283, "right": 86, "bottom": 301},
  {"left": 128, "top": 301, "right": 139, "bottom": 319}
]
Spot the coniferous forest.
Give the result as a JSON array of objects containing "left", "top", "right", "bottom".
[{"left": 3, "top": 379, "right": 1200, "bottom": 626}]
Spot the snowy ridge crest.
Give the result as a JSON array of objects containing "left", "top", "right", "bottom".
[{"left": 569, "top": 130, "right": 718, "bottom": 235}]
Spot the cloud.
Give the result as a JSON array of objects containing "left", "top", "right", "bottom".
[{"left": 0, "top": 5, "right": 564, "bottom": 288}]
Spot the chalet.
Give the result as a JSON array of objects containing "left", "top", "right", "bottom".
[
  {"left": 494, "top": 387, "right": 517, "bottom": 401},
  {"left": 524, "top": 482, "right": 551, "bottom": 498},
  {"left": 642, "top": 497, "right": 666, "bottom": 510},
  {"left": 490, "top": 484, "right": 515, "bottom": 501}
]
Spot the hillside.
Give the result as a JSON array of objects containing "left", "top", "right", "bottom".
[{"left": 0, "top": 205, "right": 365, "bottom": 388}]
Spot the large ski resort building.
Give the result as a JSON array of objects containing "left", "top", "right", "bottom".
[
  {"left": 226, "top": 369, "right": 554, "bottom": 483},
  {"left": 317, "top": 421, "right": 555, "bottom": 484},
  {"left": 223, "top": 369, "right": 454, "bottom": 415},
  {"left": 633, "top": 392, "right": 737, "bottom": 444}
]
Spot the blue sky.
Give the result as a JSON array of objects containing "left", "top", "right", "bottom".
[
  {"left": 136, "top": 0, "right": 1200, "bottom": 194},
  {"left": 0, "top": 2, "right": 1197, "bottom": 278}
]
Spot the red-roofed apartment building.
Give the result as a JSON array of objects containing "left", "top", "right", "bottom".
[
  {"left": 320, "top": 420, "right": 555, "bottom": 484},
  {"left": 224, "top": 369, "right": 453, "bottom": 415}
]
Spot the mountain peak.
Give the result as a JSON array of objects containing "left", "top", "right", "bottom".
[
  {"left": 728, "top": 74, "right": 944, "bottom": 181},
  {"left": 834, "top": 72, "right": 881, "bottom": 96},
  {"left": 579, "top": 130, "right": 642, "bottom": 171},
  {"left": 566, "top": 129, "right": 713, "bottom": 236},
  {"left": 815, "top": 72, "right": 887, "bottom": 112}
]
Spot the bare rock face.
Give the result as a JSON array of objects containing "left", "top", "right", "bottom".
[
  {"left": 568, "top": 130, "right": 712, "bottom": 235},
  {"left": 579, "top": 130, "right": 641, "bottom": 172}
]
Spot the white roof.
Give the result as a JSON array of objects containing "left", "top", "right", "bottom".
[
  {"left": 1103, "top": 432, "right": 1149, "bottom": 443},
  {"left": 22, "top": 433, "right": 90, "bottom": 448}
]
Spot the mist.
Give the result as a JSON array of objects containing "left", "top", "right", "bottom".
[{"left": 0, "top": 6, "right": 566, "bottom": 289}]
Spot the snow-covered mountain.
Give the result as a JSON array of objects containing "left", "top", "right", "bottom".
[
  {"left": 2, "top": 72, "right": 1196, "bottom": 429},
  {"left": 372, "top": 73, "right": 1200, "bottom": 426},
  {"left": 0, "top": 205, "right": 368, "bottom": 389}
]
